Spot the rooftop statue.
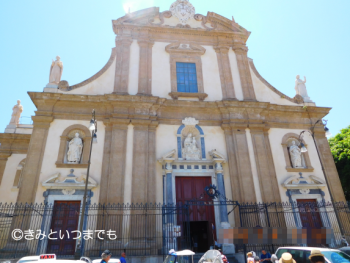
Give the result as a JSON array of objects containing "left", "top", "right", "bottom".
[
  {"left": 295, "top": 75, "right": 312, "bottom": 102},
  {"left": 49, "top": 56, "right": 63, "bottom": 84}
]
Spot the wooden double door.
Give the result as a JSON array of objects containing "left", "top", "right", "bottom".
[
  {"left": 176, "top": 176, "right": 216, "bottom": 252},
  {"left": 47, "top": 201, "right": 81, "bottom": 255}
]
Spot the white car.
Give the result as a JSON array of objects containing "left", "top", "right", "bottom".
[
  {"left": 16, "top": 254, "right": 86, "bottom": 263},
  {"left": 92, "top": 259, "right": 120, "bottom": 263},
  {"left": 275, "top": 247, "right": 350, "bottom": 263}
]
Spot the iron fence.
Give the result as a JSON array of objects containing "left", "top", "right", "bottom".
[{"left": 0, "top": 201, "right": 349, "bottom": 259}]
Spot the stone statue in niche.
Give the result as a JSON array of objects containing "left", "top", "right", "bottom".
[
  {"left": 295, "top": 75, "right": 312, "bottom": 102},
  {"left": 289, "top": 141, "right": 303, "bottom": 168},
  {"left": 182, "top": 133, "right": 201, "bottom": 160},
  {"left": 9, "top": 100, "right": 23, "bottom": 127},
  {"left": 49, "top": 56, "right": 63, "bottom": 84},
  {"left": 67, "top": 133, "right": 83, "bottom": 163}
]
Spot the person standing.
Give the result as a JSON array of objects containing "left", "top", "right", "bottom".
[
  {"left": 260, "top": 249, "right": 272, "bottom": 263},
  {"left": 279, "top": 253, "right": 296, "bottom": 263},
  {"left": 120, "top": 252, "right": 127, "bottom": 263},
  {"left": 101, "top": 250, "right": 112, "bottom": 263},
  {"left": 247, "top": 252, "right": 255, "bottom": 263}
]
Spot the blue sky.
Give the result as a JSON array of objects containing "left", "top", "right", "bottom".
[{"left": 1, "top": 0, "right": 349, "bottom": 136}]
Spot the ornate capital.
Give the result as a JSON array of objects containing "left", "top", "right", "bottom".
[
  {"left": 232, "top": 44, "right": 248, "bottom": 53},
  {"left": 213, "top": 46, "right": 230, "bottom": 54}
]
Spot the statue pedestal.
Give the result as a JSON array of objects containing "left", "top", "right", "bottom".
[
  {"left": 44, "top": 83, "right": 58, "bottom": 93},
  {"left": 4, "top": 124, "right": 16, "bottom": 133}
]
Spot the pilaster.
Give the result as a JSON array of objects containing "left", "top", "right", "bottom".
[
  {"left": 107, "top": 119, "right": 130, "bottom": 204},
  {"left": 16, "top": 116, "right": 53, "bottom": 204},
  {"left": 214, "top": 46, "right": 236, "bottom": 100},
  {"left": 0, "top": 153, "right": 11, "bottom": 185},
  {"left": 232, "top": 44, "right": 256, "bottom": 101},
  {"left": 114, "top": 37, "right": 133, "bottom": 94},
  {"left": 249, "top": 125, "right": 281, "bottom": 203},
  {"left": 314, "top": 131, "right": 346, "bottom": 202},
  {"left": 137, "top": 38, "right": 154, "bottom": 96}
]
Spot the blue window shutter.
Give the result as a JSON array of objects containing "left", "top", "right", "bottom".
[{"left": 176, "top": 62, "right": 198, "bottom": 93}]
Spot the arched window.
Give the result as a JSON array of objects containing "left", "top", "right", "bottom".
[
  {"left": 281, "top": 133, "right": 314, "bottom": 172},
  {"left": 55, "top": 124, "right": 91, "bottom": 168}
]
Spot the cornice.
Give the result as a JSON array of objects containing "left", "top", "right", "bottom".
[{"left": 0, "top": 133, "right": 31, "bottom": 155}]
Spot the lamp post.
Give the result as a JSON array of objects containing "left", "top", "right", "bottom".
[
  {"left": 76, "top": 109, "right": 97, "bottom": 257},
  {"left": 298, "top": 119, "right": 344, "bottom": 235}
]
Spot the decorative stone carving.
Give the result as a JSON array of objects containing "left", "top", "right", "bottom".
[
  {"left": 165, "top": 42, "right": 206, "bottom": 56},
  {"left": 42, "top": 170, "right": 98, "bottom": 190},
  {"left": 295, "top": 75, "right": 312, "bottom": 102},
  {"left": 182, "top": 133, "right": 201, "bottom": 160},
  {"left": 289, "top": 141, "right": 303, "bottom": 168},
  {"left": 299, "top": 189, "right": 310, "bottom": 194},
  {"left": 182, "top": 117, "right": 199, "bottom": 126},
  {"left": 8, "top": 100, "right": 23, "bottom": 127},
  {"left": 169, "top": 0, "right": 195, "bottom": 25},
  {"left": 67, "top": 133, "right": 83, "bottom": 163},
  {"left": 282, "top": 174, "right": 326, "bottom": 190},
  {"left": 62, "top": 189, "right": 75, "bottom": 195},
  {"left": 49, "top": 56, "right": 63, "bottom": 84},
  {"left": 58, "top": 80, "right": 69, "bottom": 91}
]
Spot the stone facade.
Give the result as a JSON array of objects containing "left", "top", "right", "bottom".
[{"left": 0, "top": 0, "right": 346, "bottom": 232}]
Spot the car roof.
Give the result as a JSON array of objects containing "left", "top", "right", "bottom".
[
  {"left": 276, "top": 247, "right": 341, "bottom": 252},
  {"left": 19, "top": 256, "right": 40, "bottom": 261},
  {"left": 92, "top": 260, "right": 120, "bottom": 262}
]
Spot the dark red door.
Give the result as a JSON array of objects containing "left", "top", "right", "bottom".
[
  {"left": 176, "top": 177, "right": 216, "bottom": 252},
  {"left": 297, "top": 199, "right": 323, "bottom": 228},
  {"left": 47, "top": 201, "right": 81, "bottom": 255}
]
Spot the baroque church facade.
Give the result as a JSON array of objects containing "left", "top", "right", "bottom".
[{"left": 0, "top": 0, "right": 346, "bottom": 250}]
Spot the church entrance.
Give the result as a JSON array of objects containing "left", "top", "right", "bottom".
[
  {"left": 175, "top": 176, "right": 216, "bottom": 252},
  {"left": 47, "top": 201, "right": 80, "bottom": 255}
]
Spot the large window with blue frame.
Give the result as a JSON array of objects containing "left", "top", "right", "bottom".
[{"left": 176, "top": 62, "right": 198, "bottom": 93}]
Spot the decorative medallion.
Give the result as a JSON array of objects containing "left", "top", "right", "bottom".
[
  {"left": 62, "top": 189, "right": 75, "bottom": 195},
  {"left": 205, "top": 184, "right": 220, "bottom": 199},
  {"left": 182, "top": 117, "right": 198, "bottom": 126},
  {"left": 170, "top": 0, "right": 195, "bottom": 25}
]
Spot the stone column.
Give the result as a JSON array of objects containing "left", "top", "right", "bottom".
[
  {"left": 16, "top": 116, "right": 53, "bottom": 204},
  {"left": 147, "top": 122, "right": 158, "bottom": 203},
  {"left": 314, "top": 131, "right": 346, "bottom": 202},
  {"left": 222, "top": 124, "right": 256, "bottom": 203},
  {"left": 249, "top": 126, "right": 281, "bottom": 203},
  {"left": 232, "top": 44, "right": 256, "bottom": 101},
  {"left": 113, "top": 37, "right": 133, "bottom": 94},
  {"left": 214, "top": 46, "right": 236, "bottom": 100},
  {"left": 214, "top": 161, "right": 229, "bottom": 227},
  {"left": 137, "top": 39, "right": 154, "bottom": 96},
  {"left": 0, "top": 153, "right": 10, "bottom": 185}
]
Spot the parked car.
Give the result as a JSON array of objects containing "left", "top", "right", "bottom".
[
  {"left": 17, "top": 256, "right": 39, "bottom": 263},
  {"left": 16, "top": 254, "right": 86, "bottom": 263},
  {"left": 275, "top": 247, "right": 350, "bottom": 263}
]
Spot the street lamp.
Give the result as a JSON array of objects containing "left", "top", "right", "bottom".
[
  {"left": 298, "top": 119, "right": 344, "bottom": 235},
  {"left": 76, "top": 109, "right": 97, "bottom": 257}
]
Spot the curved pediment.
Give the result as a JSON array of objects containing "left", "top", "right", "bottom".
[
  {"left": 282, "top": 174, "right": 326, "bottom": 189},
  {"left": 42, "top": 170, "right": 98, "bottom": 189}
]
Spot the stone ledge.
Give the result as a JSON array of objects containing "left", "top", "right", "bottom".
[
  {"left": 55, "top": 162, "right": 88, "bottom": 169},
  {"left": 286, "top": 167, "right": 314, "bottom": 172},
  {"left": 169, "top": 92, "right": 208, "bottom": 101}
]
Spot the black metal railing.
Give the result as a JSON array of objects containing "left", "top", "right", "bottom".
[{"left": 0, "top": 201, "right": 349, "bottom": 259}]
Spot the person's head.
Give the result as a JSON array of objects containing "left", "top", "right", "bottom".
[
  {"left": 296, "top": 75, "right": 300, "bottom": 79},
  {"left": 101, "top": 250, "right": 112, "bottom": 262},
  {"left": 254, "top": 256, "right": 260, "bottom": 263},
  {"left": 17, "top": 100, "right": 21, "bottom": 105},
  {"left": 279, "top": 253, "right": 296, "bottom": 263},
  {"left": 75, "top": 133, "right": 80, "bottom": 138},
  {"left": 247, "top": 252, "right": 253, "bottom": 257},
  {"left": 56, "top": 56, "right": 60, "bottom": 61},
  {"left": 309, "top": 250, "right": 325, "bottom": 263},
  {"left": 271, "top": 254, "right": 278, "bottom": 262},
  {"left": 261, "top": 250, "right": 267, "bottom": 255},
  {"left": 121, "top": 252, "right": 126, "bottom": 258}
]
